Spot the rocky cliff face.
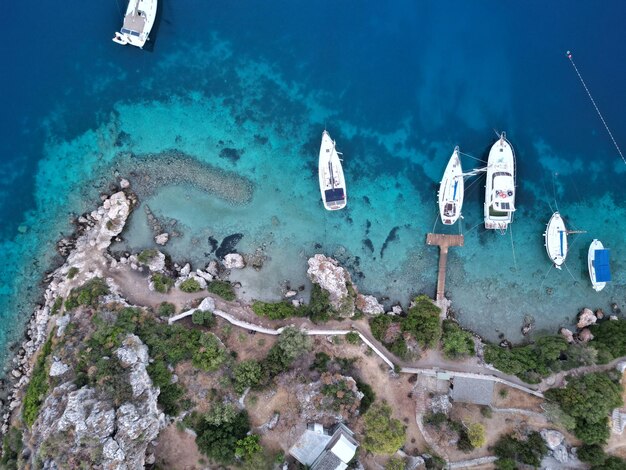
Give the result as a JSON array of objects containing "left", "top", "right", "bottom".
[
  {"left": 306, "top": 254, "right": 383, "bottom": 317},
  {"left": 29, "top": 334, "right": 163, "bottom": 469}
]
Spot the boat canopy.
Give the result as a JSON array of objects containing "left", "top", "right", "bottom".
[
  {"left": 325, "top": 188, "right": 345, "bottom": 203},
  {"left": 594, "top": 249, "right": 611, "bottom": 282}
]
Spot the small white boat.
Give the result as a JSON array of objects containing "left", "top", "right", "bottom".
[
  {"left": 544, "top": 212, "right": 567, "bottom": 269},
  {"left": 438, "top": 146, "right": 464, "bottom": 225},
  {"left": 484, "top": 132, "right": 516, "bottom": 233},
  {"left": 318, "top": 131, "right": 347, "bottom": 211},
  {"left": 112, "top": 0, "right": 158, "bottom": 48},
  {"left": 588, "top": 239, "right": 611, "bottom": 291}
]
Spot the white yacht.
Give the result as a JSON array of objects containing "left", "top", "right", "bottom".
[
  {"left": 588, "top": 239, "right": 611, "bottom": 291},
  {"left": 318, "top": 131, "right": 347, "bottom": 210},
  {"left": 544, "top": 212, "right": 567, "bottom": 269},
  {"left": 112, "top": 0, "right": 158, "bottom": 48},
  {"left": 484, "top": 132, "right": 516, "bottom": 232},
  {"left": 438, "top": 146, "right": 464, "bottom": 225}
]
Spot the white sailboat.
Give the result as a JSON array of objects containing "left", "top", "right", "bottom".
[
  {"left": 438, "top": 146, "right": 464, "bottom": 225},
  {"left": 544, "top": 212, "right": 567, "bottom": 269},
  {"left": 318, "top": 131, "right": 347, "bottom": 211},
  {"left": 588, "top": 239, "right": 611, "bottom": 291},
  {"left": 112, "top": 0, "right": 158, "bottom": 49},
  {"left": 484, "top": 132, "right": 516, "bottom": 233}
]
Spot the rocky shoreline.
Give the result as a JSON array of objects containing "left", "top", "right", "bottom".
[{"left": 0, "top": 180, "right": 136, "bottom": 439}]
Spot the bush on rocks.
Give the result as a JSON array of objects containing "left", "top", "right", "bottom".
[
  {"left": 157, "top": 302, "right": 176, "bottom": 316},
  {"left": 151, "top": 273, "right": 174, "bottom": 293},
  {"left": 137, "top": 249, "right": 159, "bottom": 264},
  {"left": 180, "top": 278, "right": 202, "bottom": 293},
  {"left": 22, "top": 338, "right": 53, "bottom": 426},
  {"left": 252, "top": 300, "right": 301, "bottom": 320},
  {"left": 64, "top": 277, "right": 109, "bottom": 310}
]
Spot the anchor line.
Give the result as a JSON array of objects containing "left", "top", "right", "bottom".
[
  {"left": 458, "top": 151, "right": 487, "bottom": 164},
  {"left": 566, "top": 51, "right": 626, "bottom": 166}
]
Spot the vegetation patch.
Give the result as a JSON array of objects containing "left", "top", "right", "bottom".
[
  {"left": 207, "top": 280, "right": 236, "bottom": 301},
  {"left": 233, "top": 359, "right": 263, "bottom": 393},
  {"left": 346, "top": 331, "right": 360, "bottom": 344},
  {"left": 22, "top": 338, "right": 53, "bottom": 426},
  {"left": 137, "top": 249, "right": 159, "bottom": 264},
  {"left": 67, "top": 267, "right": 79, "bottom": 279},
  {"left": 362, "top": 402, "right": 406, "bottom": 455},
  {"left": 179, "top": 278, "right": 202, "bottom": 293},
  {"left": 51, "top": 297, "right": 63, "bottom": 315},
  {"left": 252, "top": 300, "right": 302, "bottom": 320},
  {"left": 1, "top": 427, "right": 23, "bottom": 469},
  {"left": 441, "top": 320, "right": 475, "bottom": 359},
  {"left": 192, "top": 309, "right": 215, "bottom": 327},
  {"left": 192, "top": 333, "right": 226, "bottom": 371},
  {"left": 544, "top": 371, "right": 622, "bottom": 444},
  {"left": 151, "top": 273, "right": 174, "bottom": 293},
  {"left": 64, "top": 277, "right": 109, "bottom": 310},
  {"left": 492, "top": 431, "right": 548, "bottom": 468},
  {"left": 157, "top": 302, "right": 176, "bottom": 316},
  {"left": 590, "top": 318, "right": 626, "bottom": 361},
  {"left": 261, "top": 327, "right": 311, "bottom": 381},
  {"left": 401, "top": 295, "right": 442, "bottom": 349},
  {"left": 147, "top": 360, "right": 185, "bottom": 415}
]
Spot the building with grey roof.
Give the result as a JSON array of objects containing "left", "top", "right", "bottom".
[
  {"left": 449, "top": 376, "right": 494, "bottom": 406},
  {"left": 289, "top": 423, "right": 358, "bottom": 470}
]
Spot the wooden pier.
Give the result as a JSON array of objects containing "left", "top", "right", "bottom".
[{"left": 426, "top": 233, "right": 464, "bottom": 301}]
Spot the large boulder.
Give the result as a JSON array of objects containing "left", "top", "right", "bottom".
[
  {"left": 578, "top": 328, "right": 594, "bottom": 343},
  {"left": 540, "top": 429, "right": 564, "bottom": 450},
  {"left": 559, "top": 328, "right": 574, "bottom": 343},
  {"left": 307, "top": 254, "right": 355, "bottom": 316},
  {"left": 577, "top": 308, "right": 597, "bottom": 329},
  {"left": 223, "top": 253, "right": 245, "bottom": 269},
  {"left": 355, "top": 294, "right": 384, "bottom": 315}
]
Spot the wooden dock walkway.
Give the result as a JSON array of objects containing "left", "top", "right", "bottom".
[{"left": 426, "top": 233, "right": 464, "bottom": 301}]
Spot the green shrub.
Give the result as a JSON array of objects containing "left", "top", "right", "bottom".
[
  {"left": 157, "top": 302, "right": 176, "bottom": 316},
  {"left": 137, "top": 249, "right": 158, "bottom": 264},
  {"left": 306, "top": 283, "right": 333, "bottom": 323},
  {"left": 252, "top": 300, "right": 301, "bottom": 320},
  {"left": 402, "top": 295, "right": 441, "bottom": 349},
  {"left": 193, "top": 407, "right": 250, "bottom": 464},
  {"left": 207, "top": 280, "right": 236, "bottom": 301},
  {"left": 233, "top": 360, "right": 263, "bottom": 393},
  {"left": 545, "top": 372, "right": 622, "bottom": 444},
  {"left": 441, "top": 320, "right": 475, "bottom": 359},
  {"left": 311, "top": 352, "right": 331, "bottom": 371},
  {"left": 261, "top": 327, "right": 311, "bottom": 379},
  {"left": 51, "top": 297, "right": 63, "bottom": 315},
  {"left": 577, "top": 444, "right": 608, "bottom": 466},
  {"left": 362, "top": 402, "right": 406, "bottom": 455},
  {"left": 235, "top": 434, "right": 262, "bottom": 460},
  {"left": 192, "top": 333, "right": 226, "bottom": 371},
  {"left": 23, "top": 338, "right": 53, "bottom": 426},
  {"left": 590, "top": 318, "right": 626, "bottom": 361},
  {"left": 192, "top": 310, "right": 215, "bottom": 327},
  {"left": 152, "top": 273, "right": 174, "bottom": 294},
  {"left": 493, "top": 431, "right": 548, "bottom": 468},
  {"left": 346, "top": 331, "right": 360, "bottom": 344},
  {"left": 356, "top": 380, "right": 376, "bottom": 414},
  {"left": 64, "top": 277, "right": 109, "bottom": 310},
  {"left": 385, "top": 457, "right": 406, "bottom": 470},
  {"left": 67, "top": 267, "right": 79, "bottom": 279},
  {"left": 180, "top": 278, "right": 202, "bottom": 293},
  {"left": 147, "top": 360, "right": 185, "bottom": 416},
  {"left": 1, "top": 427, "right": 23, "bottom": 469},
  {"left": 370, "top": 315, "right": 394, "bottom": 341}
]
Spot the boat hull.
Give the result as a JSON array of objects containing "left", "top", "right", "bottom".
[
  {"left": 438, "top": 146, "right": 464, "bottom": 225},
  {"left": 318, "top": 131, "right": 347, "bottom": 211},
  {"left": 588, "top": 239, "right": 607, "bottom": 291},
  {"left": 113, "top": 0, "right": 157, "bottom": 49},
  {"left": 544, "top": 212, "right": 567, "bottom": 269},
  {"left": 484, "top": 133, "right": 516, "bottom": 232}
]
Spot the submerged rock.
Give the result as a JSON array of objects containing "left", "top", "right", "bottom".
[{"left": 155, "top": 233, "right": 169, "bottom": 246}]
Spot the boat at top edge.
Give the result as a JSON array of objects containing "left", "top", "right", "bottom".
[
  {"left": 588, "top": 239, "right": 611, "bottom": 291},
  {"left": 438, "top": 146, "right": 464, "bottom": 225},
  {"left": 318, "top": 131, "right": 347, "bottom": 211},
  {"left": 544, "top": 212, "right": 567, "bottom": 269},
  {"left": 112, "top": 0, "right": 158, "bottom": 49},
  {"left": 484, "top": 132, "right": 516, "bottom": 233}
]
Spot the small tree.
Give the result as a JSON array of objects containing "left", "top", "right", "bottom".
[
  {"left": 235, "top": 435, "right": 262, "bottom": 460},
  {"left": 402, "top": 295, "right": 442, "bottom": 348},
  {"left": 192, "top": 310, "right": 214, "bottom": 327},
  {"left": 180, "top": 278, "right": 202, "bottom": 293},
  {"left": 385, "top": 457, "right": 406, "bottom": 470},
  {"left": 362, "top": 402, "right": 406, "bottom": 455},
  {"left": 467, "top": 423, "right": 486, "bottom": 448},
  {"left": 233, "top": 360, "right": 263, "bottom": 393},
  {"left": 192, "top": 333, "right": 225, "bottom": 371}
]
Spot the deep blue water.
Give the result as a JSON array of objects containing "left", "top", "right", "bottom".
[{"left": 1, "top": 0, "right": 625, "bottom": 371}]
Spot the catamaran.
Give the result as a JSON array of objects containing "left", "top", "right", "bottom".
[
  {"left": 318, "top": 131, "right": 347, "bottom": 211},
  {"left": 438, "top": 146, "right": 464, "bottom": 225},
  {"left": 588, "top": 239, "right": 611, "bottom": 291},
  {"left": 484, "top": 132, "right": 516, "bottom": 233},
  {"left": 544, "top": 212, "right": 567, "bottom": 269},
  {"left": 112, "top": 0, "right": 158, "bottom": 48}
]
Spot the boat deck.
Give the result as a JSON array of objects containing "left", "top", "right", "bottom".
[{"left": 426, "top": 233, "right": 464, "bottom": 301}]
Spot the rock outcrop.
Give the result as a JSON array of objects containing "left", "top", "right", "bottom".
[
  {"left": 223, "top": 253, "right": 245, "bottom": 269},
  {"left": 540, "top": 429, "right": 564, "bottom": 450},
  {"left": 30, "top": 334, "right": 163, "bottom": 469},
  {"left": 307, "top": 254, "right": 356, "bottom": 317},
  {"left": 559, "top": 328, "right": 574, "bottom": 343},
  {"left": 355, "top": 294, "right": 384, "bottom": 315},
  {"left": 577, "top": 308, "right": 597, "bottom": 329}
]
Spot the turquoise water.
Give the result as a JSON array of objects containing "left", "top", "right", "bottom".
[{"left": 2, "top": 1, "right": 626, "bottom": 373}]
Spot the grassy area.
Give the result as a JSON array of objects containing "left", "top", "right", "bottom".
[{"left": 22, "top": 338, "right": 53, "bottom": 426}]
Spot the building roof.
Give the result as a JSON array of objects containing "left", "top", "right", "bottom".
[
  {"left": 450, "top": 376, "right": 494, "bottom": 405},
  {"left": 291, "top": 423, "right": 358, "bottom": 470}
]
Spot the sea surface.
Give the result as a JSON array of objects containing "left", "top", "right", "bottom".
[{"left": 1, "top": 0, "right": 625, "bottom": 374}]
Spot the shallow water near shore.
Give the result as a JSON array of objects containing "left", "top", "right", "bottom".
[{"left": 2, "top": 0, "right": 626, "bottom": 372}]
